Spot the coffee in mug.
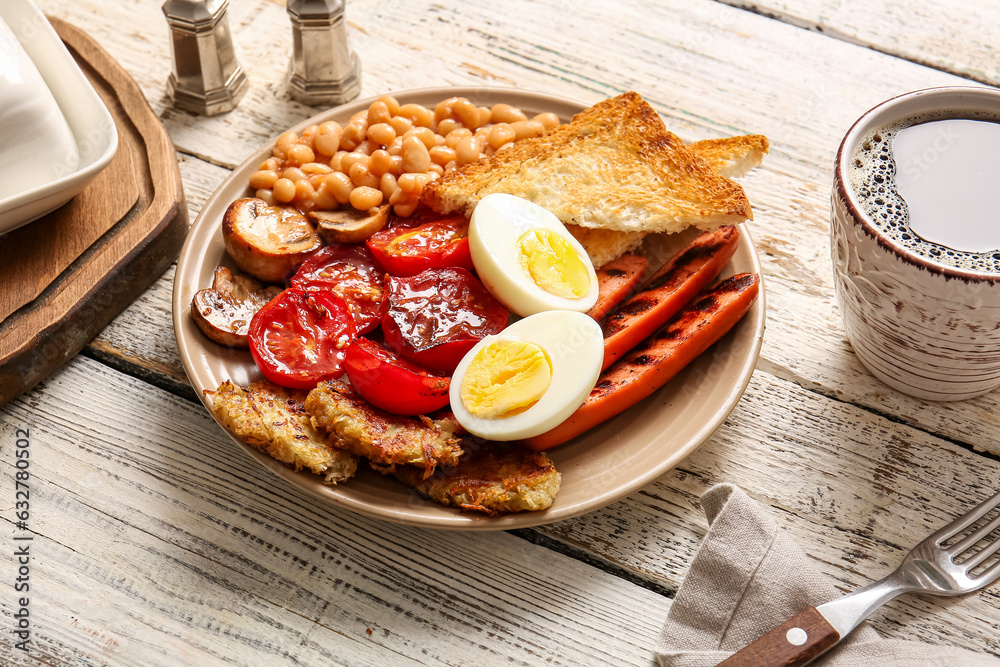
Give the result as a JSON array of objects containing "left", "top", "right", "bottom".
[{"left": 831, "top": 87, "right": 1000, "bottom": 401}]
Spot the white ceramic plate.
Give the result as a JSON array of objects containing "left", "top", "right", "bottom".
[
  {"left": 172, "top": 86, "right": 766, "bottom": 530},
  {"left": 0, "top": 0, "right": 117, "bottom": 234}
]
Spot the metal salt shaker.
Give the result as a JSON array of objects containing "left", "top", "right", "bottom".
[
  {"left": 286, "top": 0, "right": 362, "bottom": 106},
  {"left": 162, "top": 0, "right": 248, "bottom": 116}
]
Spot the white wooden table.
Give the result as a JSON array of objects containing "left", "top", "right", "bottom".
[{"left": 5, "top": 1, "right": 1000, "bottom": 664}]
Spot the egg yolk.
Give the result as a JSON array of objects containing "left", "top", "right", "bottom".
[
  {"left": 460, "top": 339, "right": 552, "bottom": 419},
  {"left": 517, "top": 229, "right": 590, "bottom": 299}
]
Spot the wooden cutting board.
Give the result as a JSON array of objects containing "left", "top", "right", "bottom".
[{"left": 0, "top": 17, "right": 188, "bottom": 405}]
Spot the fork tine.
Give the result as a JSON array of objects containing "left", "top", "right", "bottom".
[
  {"left": 962, "top": 534, "right": 1000, "bottom": 571},
  {"left": 974, "top": 557, "right": 1000, "bottom": 585},
  {"left": 930, "top": 489, "right": 1000, "bottom": 544},
  {"left": 950, "top": 512, "right": 1000, "bottom": 555}
]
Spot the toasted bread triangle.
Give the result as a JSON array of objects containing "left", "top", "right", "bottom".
[{"left": 422, "top": 91, "right": 754, "bottom": 234}]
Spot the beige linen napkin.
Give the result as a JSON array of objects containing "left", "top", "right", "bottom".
[{"left": 655, "top": 483, "right": 1000, "bottom": 667}]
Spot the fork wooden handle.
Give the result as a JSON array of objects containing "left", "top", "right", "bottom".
[{"left": 716, "top": 606, "right": 841, "bottom": 667}]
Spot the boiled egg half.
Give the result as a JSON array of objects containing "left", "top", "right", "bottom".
[
  {"left": 470, "top": 193, "right": 599, "bottom": 316},
  {"left": 449, "top": 310, "right": 603, "bottom": 441}
]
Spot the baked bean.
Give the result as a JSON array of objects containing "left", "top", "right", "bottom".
[
  {"left": 488, "top": 123, "right": 516, "bottom": 150},
  {"left": 452, "top": 98, "right": 479, "bottom": 129},
  {"left": 275, "top": 131, "right": 298, "bottom": 154},
  {"left": 324, "top": 172, "right": 354, "bottom": 204},
  {"left": 287, "top": 143, "right": 315, "bottom": 166},
  {"left": 388, "top": 186, "right": 407, "bottom": 206},
  {"left": 389, "top": 154, "right": 405, "bottom": 176},
  {"left": 255, "top": 188, "right": 276, "bottom": 206},
  {"left": 355, "top": 139, "right": 377, "bottom": 156},
  {"left": 251, "top": 96, "right": 540, "bottom": 216},
  {"left": 455, "top": 136, "right": 481, "bottom": 166},
  {"left": 295, "top": 179, "right": 317, "bottom": 204},
  {"left": 349, "top": 162, "right": 380, "bottom": 189},
  {"left": 329, "top": 150, "right": 347, "bottom": 172},
  {"left": 368, "top": 149, "right": 393, "bottom": 177},
  {"left": 272, "top": 178, "right": 296, "bottom": 203},
  {"left": 315, "top": 122, "right": 343, "bottom": 156},
  {"left": 378, "top": 95, "right": 400, "bottom": 116},
  {"left": 301, "top": 125, "right": 319, "bottom": 149},
  {"left": 401, "top": 136, "right": 431, "bottom": 173},
  {"left": 397, "top": 103, "right": 433, "bottom": 128},
  {"left": 367, "top": 122, "right": 396, "bottom": 147},
  {"left": 534, "top": 112, "right": 560, "bottom": 130},
  {"left": 367, "top": 100, "right": 392, "bottom": 126},
  {"left": 397, "top": 172, "right": 421, "bottom": 194},
  {"left": 490, "top": 103, "right": 527, "bottom": 124},
  {"left": 380, "top": 172, "right": 398, "bottom": 199},
  {"left": 434, "top": 97, "right": 459, "bottom": 122},
  {"left": 340, "top": 121, "right": 367, "bottom": 151},
  {"left": 406, "top": 126, "right": 437, "bottom": 149},
  {"left": 429, "top": 145, "right": 456, "bottom": 166},
  {"left": 389, "top": 115, "right": 413, "bottom": 136},
  {"left": 445, "top": 128, "right": 473, "bottom": 148},
  {"left": 249, "top": 169, "right": 279, "bottom": 189},
  {"left": 282, "top": 167, "right": 307, "bottom": 182},
  {"left": 394, "top": 201, "right": 419, "bottom": 217},
  {"left": 302, "top": 162, "right": 332, "bottom": 176},
  {"left": 350, "top": 186, "right": 383, "bottom": 210},
  {"left": 340, "top": 152, "right": 369, "bottom": 173},
  {"left": 313, "top": 183, "right": 337, "bottom": 210}
]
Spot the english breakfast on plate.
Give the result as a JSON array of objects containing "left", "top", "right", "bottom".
[{"left": 172, "top": 87, "right": 768, "bottom": 529}]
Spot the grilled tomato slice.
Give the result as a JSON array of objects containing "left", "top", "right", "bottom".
[
  {"left": 381, "top": 268, "right": 509, "bottom": 374},
  {"left": 343, "top": 338, "right": 450, "bottom": 415},
  {"left": 248, "top": 288, "right": 356, "bottom": 389},
  {"left": 366, "top": 215, "right": 473, "bottom": 276},
  {"left": 290, "top": 243, "right": 385, "bottom": 334}
]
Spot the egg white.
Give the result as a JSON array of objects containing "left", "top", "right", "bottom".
[
  {"left": 449, "top": 310, "right": 604, "bottom": 441},
  {"left": 470, "top": 193, "right": 599, "bottom": 316}
]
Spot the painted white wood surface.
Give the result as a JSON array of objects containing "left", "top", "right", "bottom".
[
  {"left": 3, "top": 0, "right": 999, "bottom": 664},
  {"left": 720, "top": 0, "right": 1000, "bottom": 86}
]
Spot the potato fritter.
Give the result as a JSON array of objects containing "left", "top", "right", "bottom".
[
  {"left": 393, "top": 442, "right": 561, "bottom": 515},
  {"left": 207, "top": 380, "right": 358, "bottom": 484},
  {"left": 305, "top": 380, "right": 463, "bottom": 477}
]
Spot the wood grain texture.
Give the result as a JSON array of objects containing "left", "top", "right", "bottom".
[
  {"left": 8, "top": 0, "right": 1000, "bottom": 664},
  {"left": 0, "top": 18, "right": 187, "bottom": 407},
  {"left": 1, "top": 356, "right": 667, "bottom": 667},
  {"left": 718, "top": 607, "right": 840, "bottom": 667},
  {"left": 720, "top": 0, "right": 1000, "bottom": 86}
]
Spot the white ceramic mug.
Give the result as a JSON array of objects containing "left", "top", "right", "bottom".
[{"left": 831, "top": 87, "right": 1000, "bottom": 401}]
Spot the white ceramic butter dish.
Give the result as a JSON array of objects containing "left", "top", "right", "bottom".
[{"left": 0, "top": 0, "right": 117, "bottom": 235}]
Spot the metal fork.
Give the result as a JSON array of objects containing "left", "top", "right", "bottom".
[{"left": 718, "top": 489, "right": 1000, "bottom": 667}]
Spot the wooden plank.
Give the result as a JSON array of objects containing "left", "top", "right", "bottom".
[
  {"left": 720, "top": 0, "right": 1000, "bottom": 86},
  {"left": 1, "top": 356, "right": 667, "bottom": 666}
]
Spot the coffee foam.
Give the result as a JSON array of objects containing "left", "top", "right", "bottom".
[{"left": 848, "top": 109, "right": 1000, "bottom": 274}]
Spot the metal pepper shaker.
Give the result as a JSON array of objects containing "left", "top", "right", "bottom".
[
  {"left": 286, "top": 0, "right": 362, "bottom": 106},
  {"left": 162, "top": 0, "right": 248, "bottom": 116}
]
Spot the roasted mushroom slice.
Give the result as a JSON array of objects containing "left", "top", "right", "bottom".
[
  {"left": 222, "top": 197, "right": 321, "bottom": 283},
  {"left": 191, "top": 266, "right": 282, "bottom": 347},
  {"left": 310, "top": 204, "right": 390, "bottom": 244}
]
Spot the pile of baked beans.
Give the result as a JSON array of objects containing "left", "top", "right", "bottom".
[{"left": 249, "top": 95, "right": 561, "bottom": 218}]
